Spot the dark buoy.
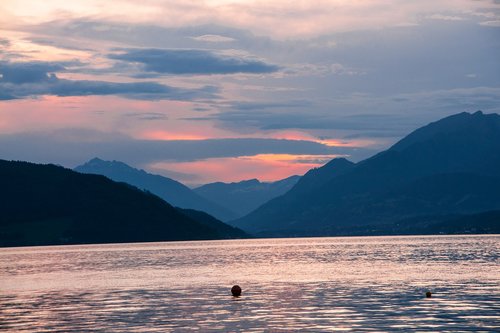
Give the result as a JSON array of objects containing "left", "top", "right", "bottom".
[
  {"left": 425, "top": 291, "right": 432, "bottom": 298},
  {"left": 231, "top": 285, "right": 242, "bottom": 297}
]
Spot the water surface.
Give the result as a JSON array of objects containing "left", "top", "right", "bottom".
[{"left": 1, "top": 235, "right": 498, "bottom": 332}]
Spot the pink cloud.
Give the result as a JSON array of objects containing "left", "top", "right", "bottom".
[
  {"left": 149, "top": 153, "right": 340, "bottom": 185},
  {"left": 0, "top": 96, "right": 222, "bottom": 139}
]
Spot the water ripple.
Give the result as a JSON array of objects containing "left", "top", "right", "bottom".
[{"left": 0, "top": 235, "right": 498, "bottom": 332}]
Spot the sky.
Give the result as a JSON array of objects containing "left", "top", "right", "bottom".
[{"left": 1, "top": 0, "right": 499, "bottom": 185}]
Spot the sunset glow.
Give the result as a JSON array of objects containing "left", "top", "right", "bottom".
[
  {"left": 1, "top": 0, "right": 499, "bottom": 184},
  {"left": 1, "top": 2, "right": 498, "bottom": 331},
  {"left": 150, "top": 153, "right": 339, "bottom": 185}
]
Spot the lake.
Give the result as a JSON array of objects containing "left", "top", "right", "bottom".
[{"left": 0, "top": 235, "right": 498, "bottom": 332}]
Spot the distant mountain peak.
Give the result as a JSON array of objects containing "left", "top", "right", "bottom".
[
  {"left": 390, "top": 111, "right": 500, "bottom": 152},
  {"left": 85, "top": 157, "right": 119, "bottom": 167},
  {"left": 79, "top": 158, "right": 141, "bottom": 174},
  {"left": 324, "top": 157, "right": 353, "bottom": 167},
  {"left": 194, "top": 175, "right": 300, "bottom": 218},
  {"left": 87, "top": 157, "right": 105, "bottom": 164},
  {"left": 287, "top": 157, "right": 355, "bottom": 195},
  {"left": 239, "top": 179, "right": 260, "bottom": 185},
  {"left": 232, "top": 111, "right": 500, "bottom": 235},
  {"left": 75, "top": 158, "right": 237, "bottom": 221}
]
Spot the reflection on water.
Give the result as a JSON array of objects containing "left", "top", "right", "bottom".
[{"left": 0, "top": 235, "right": 499, "bottom": 332}]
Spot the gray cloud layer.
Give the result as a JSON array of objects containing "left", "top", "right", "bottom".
[
  {"left": 189, "top": 86, "right": 500, "bottom": 138},
  {"left": 0, "top": 61, "right": 217, "bottom": 100},
  {"left": 0, "top": 130, "right": 375, "bottom": 167},
  {"left": 3, "top": 17, "right": 499, "bottom": 167},
  {"left": 29, "top": 20, "right": 259, "bottom": 51},
  {"left": 109, "top": 48, "right": 279, "bottom": 75}
]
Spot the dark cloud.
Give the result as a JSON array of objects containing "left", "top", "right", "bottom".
[
  {"left": 27, "top": 37, "right": 95, "bottom": 51},
  {"left": 123, "top": 112, "right": 168, "bottom": 121},
  {"left": 25, "top": 19, "right": 500, "bottom": 96},
  {"left": 0, "top": 90, "right": 15, "bottom": 100},
  {"left": 108, "top": 48, "right": 279, "bottom": 75},
  {"left": 192, "top": 106, "right": 212, "bottom": 112},
  {"left": 193, "top": 108, "right": 414, "bottom": 132},
  {"left": 0, "top": 61, "right": 218, "bottom": 100},
  {"left": 7, "top": 18, "right": 499, "bottom": 156},
  {"left": 0, "top": 38, "right": 10, "bottom": 47},
  {"left": 0, "top": 130, "right": 374, "bottom": 167},
  {"left": 187, "top": 86, "right": 500, "bottom": 138},
  {"left": 0, "top": 61, "right": 64, "bottom": 84},
  {"left": 231, "top": 100, "right": 312, "bottom": 110}
]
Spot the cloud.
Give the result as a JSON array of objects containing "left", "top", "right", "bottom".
[
  {"left": 28, "top": 20, "right": 259, "bottom": 51},
  {"left": 479, "top": 20, "right": 500, "bottom": 27},
  {"left": 0, "top": 38, "right": 10, "bottom": 47},
  {"left": 285, "top": 63, "right": 366, "bottom": 77},
  {"left": 191, "top": 87, "right": 500, "bottom": 140},
  {"left": 12, "top": 0, "right": 500, "bottom": 39},
  {"left": 210, "top": 110, "right": 413, "bottom": 132},
  {"left": 0, "top": 129, "right": 371, "bottom": 166},
  {"left": 427, "top": 14, "right": 465, "bottom": 21},
  {"left": 123, "top": 112, "right": 168, "bottom": 121},
  {"left": 230, "top": 100, "right": 313, "bottom": 111},
  {"left": 108, "top": 48, "right": 279, "bottom": 75},
  {"left": 0, "top": 61, "right": 65, "bottom": 84},
  {"left": 0, "top": 129, "right": 379, "bottom": 183},
  {"left": 27, "top": 37, "right": 95, "bottom": 51},
  {"left": 0, "top": 61, "right": 218, "bottom": 100},
  {"left": 151, "top": 154, "right": 341, "bottom": 185},
  {"left": 191, "top": 34, "right": 236, "bottom": 43}
]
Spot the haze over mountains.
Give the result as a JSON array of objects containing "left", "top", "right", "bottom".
[
  {"left": 233, "top": 111, "right": 500, "bottom": 236},
  {"left": 75, "top": 158, "right": 238, "bottom": 221},
  {"left": 1, "top": 111, "right": 499, "bottom": 247},
  {"left": 194, "top": 176, "right": 300, "bottom": 217},
  {"left": 76, "top": 158, "right": 300, "bottom": 220}
]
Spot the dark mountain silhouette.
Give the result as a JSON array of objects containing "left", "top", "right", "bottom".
[
  {"left": 0, "top": 160, "right": 246, "bottom": 247},
  {"left": 178, "top": 208, "right": 248, "bottom": 239},
  {"left": 288, "top": 158, "right": 354, "bottom": 195},
  {"left": 75, "top": 158, "right": 237, "bottom": 221},
  {"left": 394, "top": 210, "right": 500, "bottom": 235},
  {"left": 193, "top": 175, "right": 300, "bottom": 218},
  {"left": 233, "top": 111, "right": 500, "bottom": 236}
]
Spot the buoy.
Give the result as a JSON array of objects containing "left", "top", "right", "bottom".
[
  {"left": 231, "top": 285, "right": 242, "bottom": 297},
  {"left": 425, "top": 291, "right": 432, "bottom": 298}
]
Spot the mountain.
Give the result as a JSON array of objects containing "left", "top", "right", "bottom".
[
  {"left": 233, "top": 111, "right": 500, "bottom": 236},
  {"left": 394, "top": 210, "right": 500, "bottom": 235},
  {"left": 193, "top": 175, "right": 300, "bottom": 218},
  {"left": 0, "top": 159, "right": 246, "bottom": 247},
  {"left": 288, "top": 158, "right": 354, "bottom": 195},
  {"left": 75, "top": 158, "right": 237, "bottom": 221},
  {"left": 178, "top": 208, "right": 248, "bottom": 239}
]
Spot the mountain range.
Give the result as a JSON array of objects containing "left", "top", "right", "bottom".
[
  {"left": 0, "top": 160, "right": 246, "bottom": 247},
  {"left": 76, "top": 158, "right": 300, "bottom": 220},
  {"left": 232, "top": 111, "right": 500, "bottom": 236},
  {"left": 75, "top": 158, "right": 237, "bottom": 221},
  {"left": 193, "top": 176, "right": 300, "bottom": 217},
  {"left": 1, "top": 111, "right": 499, "bottom": 246}
]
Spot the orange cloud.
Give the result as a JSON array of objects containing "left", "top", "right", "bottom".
[
  {"left": 0, "top": 95, "right": 143, "bottom": 134},
  {"left": 149, "top": 153, "right": 340, "bottom": 185},
  {"left": 266, "top": 130, "right": 377, "bottom": 148}
]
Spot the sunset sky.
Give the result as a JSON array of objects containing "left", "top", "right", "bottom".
[{"left": 1, "top": 0, "right": 499, "bottom": 185}]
